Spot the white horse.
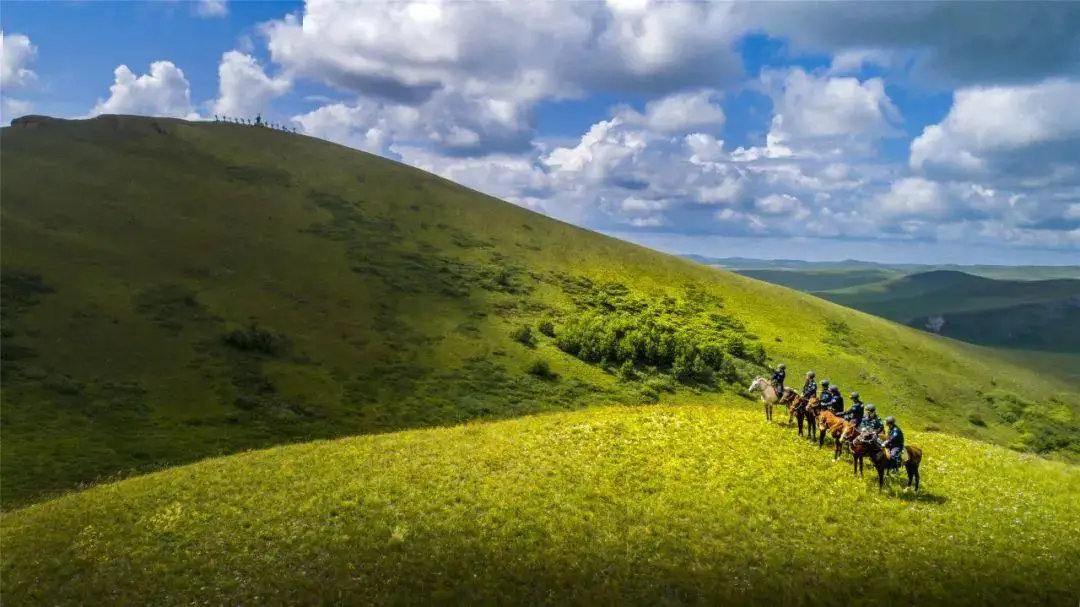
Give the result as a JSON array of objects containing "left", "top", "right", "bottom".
[{"left": 748, "top": 376, "right": 782, "bottom": 422}]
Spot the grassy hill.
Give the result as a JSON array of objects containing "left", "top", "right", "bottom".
[
  {"left": 735, "top": 268, "right": 901, "bottom": 292},
  {"left": 3, "top": 405, "right": 1079, "bottom": 605},
  {"left": 686, "top": 255, "right": 1080, "bottom": 281},
  {"left": 2, "top": 114, "right": 1078, "bottom": 516},
  {"left": 816, "top": 271, "right": 1080, "bottom": 352}
]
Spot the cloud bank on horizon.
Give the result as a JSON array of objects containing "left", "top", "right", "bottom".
[{"left": 3, "top": 0, "right": 1080, "bottom": 265}]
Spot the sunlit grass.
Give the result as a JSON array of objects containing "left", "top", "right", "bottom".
[{"left": 3, "top": 404, "right": 1078, "bottom": 605}]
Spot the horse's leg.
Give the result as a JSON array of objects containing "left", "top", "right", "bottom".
[{"left": 877, "top": 463, "right": 885, "bottom": 490}]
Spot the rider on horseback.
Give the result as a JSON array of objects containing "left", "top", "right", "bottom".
[
  {"left": 827, "top": 385, "right": 844, "bottom": 414},
  {"left": 858, "top": 404, "right": 884, "bottom": 436},
  {"left": 802, "top": 371, "right": 817, "bottom": 399},
  {"left": 843, "top": 392, "right": 865, "bottom": 424},
  {"left": 771, "top": 363, "right": 786, "bottom": 395},
  {"left": 818, "top": 380, "right": 833, "bottom": 408},
  {"left": 881, "top": 416, "right": 904, "bottom": 471}
]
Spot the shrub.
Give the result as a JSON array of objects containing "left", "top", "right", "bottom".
[
  {"left": 537, "top": 319, "right": 556, "bottom": 338},
  {"left": 618, "top": 360, "right": 637, "bottom": 381},
  {"left": 510, "top": 325, "right": 535, "bottom": 346},
  {"left": 968, "top": 413, "right": 987, "bottom": 427},
  {"left": 222, "top": 323, "right": 287, "bottom": 356},
  {"left": 526, "top": 359, "right": 556, "bottom": 380}
]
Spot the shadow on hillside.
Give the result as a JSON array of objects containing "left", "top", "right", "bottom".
[{"left": 894, "top": 490, "right": 948, "bottom": 505}]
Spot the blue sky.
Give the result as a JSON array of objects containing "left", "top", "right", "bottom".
[{"left": 3, "top": 0, "right": 1080, "bottom": 266}]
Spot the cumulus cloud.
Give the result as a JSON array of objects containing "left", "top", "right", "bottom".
[
  {"left": 910, "top": 78, "right": 1080, "bottom": 185},
  {"left": 1, "top": 30, "right": 37, "bottom": 90},
  {"left": 196, "top": 0, "right": 228, "bottom": 18},
  {"left": 759, "top": 67, "right": 902, "bottom": 155},
  {"left": 212, "top": 51, "right": 291, "bottom": 118},
  {"left": 613, "top": 89, "right": 725, "bottom": 133},
  {"left": 90, "top": 61, "right": 200, "bottom": 119}
]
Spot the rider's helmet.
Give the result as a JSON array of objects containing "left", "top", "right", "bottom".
[
  {"left": 885, "top": 416, "right": 895, "bottom": 425},
  {"left": 807, "top": 370, "right": 815, "bottom": 378},
  {"left": 851, "top": 391, "right": 860, "bottom": 400},
  {"left": 830, "top": 385, "right": 840, "bottom": 393},
  {"left": 778, "top": 363, "right": 786, "bottom": 370},
  {"left": 822, "top": 379, "right": 830, "bottom": 387},
  {"left": 866, "top": 404, "right": 876, "bottom": 412}
]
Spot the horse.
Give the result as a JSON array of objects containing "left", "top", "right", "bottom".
[
  {"left": 748, "top": 377, "right": 782, "bottom": 422},
  {"left": 816, "top": 409, "right": 856, "bottom": 461},
  {"left": 781, "top": 389, "right": 812, "bottom": 436},
  {"left": 852, "top": 431, "right": 923, "bottom": 492}
]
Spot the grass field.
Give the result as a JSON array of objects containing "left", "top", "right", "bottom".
[
  {"left": 3, "top": 404, "right": 1079, "bottom": 605},
  {"left": 2, "top": 115, "right": 1078, "bottom": 511}
]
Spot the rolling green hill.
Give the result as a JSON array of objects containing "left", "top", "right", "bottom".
[
  {"left": 2, "top": 115, "right": 1080, "bottom": 605},
  {"left": 816, "top": 271, "right": 1080, "bottom": 352},
  {"left": 3, "top": 405, "right": 1079, "bottom": 606},
  {"left": 686, "top": 255, "right": 1080, "bottom": 281},
  {"left": 1, "top": 115, "right": 1078, "bottom": 512},
  {"left": 734, "top": 268, "right": 902, "bottom": 292}
]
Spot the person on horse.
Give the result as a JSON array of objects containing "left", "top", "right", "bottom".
[
  {"left": 827, "top": 385, "right": 844, "bottom": 414},
  {"left": 858, "top": 404, "right": 884, "bottom": 436},
  {"left": 771, "top": 364, "right": 786, "bottom": 395},
  {"left": 802, "top": 371, "right": 817, "bottom": 399},
  {"left": 843, "top": 392, "right": 865, "bottom": 424},
  {"left": 818, "top": 379, "right": 833, "bottom": 408},
  {"left": 881, "top": 416, "right": 905, "bottom": 471}
]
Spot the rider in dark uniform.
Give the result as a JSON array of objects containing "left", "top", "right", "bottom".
[
  {"left": 882, "top": 416, "right": 905, "bottom": 471},
  {"left": 844, "top": 392, "right": 865, "bottom": 424},
  {"left": 771, "top": 364, "right": 786, "bottom": 395},
  {"left": 827, "top": 385, "right": 844, "bottom": 414},
  {"left": 802, "top": 371, "right": 817, "bottom": 399}
]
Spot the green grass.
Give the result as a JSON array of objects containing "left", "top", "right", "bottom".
[
  {"left": 735, "top": 268, "right": 902, "bottom": 292},
  {"left": 2, "top": 115, "right": 1079, "bottom": 513},
  {"left": 3, "top": 404, "right": 1079, "bottom": 605}
]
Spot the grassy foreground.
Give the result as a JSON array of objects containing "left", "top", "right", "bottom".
[{"left": 3, "top": 404, "right": 1078, "bottom": 606}]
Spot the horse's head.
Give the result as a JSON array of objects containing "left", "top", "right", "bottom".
[{"left": 748, "top": 377, "right": 765, "bottom": 392}]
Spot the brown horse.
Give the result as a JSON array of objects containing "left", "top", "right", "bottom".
[
  {"left": 781, "top": 390, "right": 813, "bottom": 437},
  {"left": 801, "top": 396, "right": 822, "bottom": 440},
  {"left": 852, "top": 432, "right": 923, "bottom": 491},
  {"left": 817, "top": 410, "right": 857, "bottom": 460}
]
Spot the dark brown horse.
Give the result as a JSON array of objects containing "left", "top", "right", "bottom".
[
  {"left": 780, "top": 389, "right": 813, "bottom": 437},
  {"left": 803, "top": 396, "right": 821, "bottom": 441},
  {"left": 852, "top": 432, "right": 923, "bottom": 491},
  {"left": 817, "top": 410, "right": 856, "bottom": 460}
]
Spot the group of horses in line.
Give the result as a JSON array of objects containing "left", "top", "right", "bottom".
[{"left": 749, "top": 377, "right": 923, "bottom": 492}]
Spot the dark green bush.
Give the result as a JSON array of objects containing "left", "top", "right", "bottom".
[
  {"left": 526, "top": 359, "right": 556, "bottom": 380},
  {"left": 537, "top": 319, "right": 556, "bottom": 338},
  {"left": 222, "top": 323, "right": 287, "bottom": 356},
  {"left": 510, "top": 325, "right": 535, "bottom": 346}
]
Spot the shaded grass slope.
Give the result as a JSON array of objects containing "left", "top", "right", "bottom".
[
  {"left": 2, "top": 115, "right": 1078, "bottom": 508},
  {"left": 3, "top": 405, "right": 1079, "bottom": 606}
]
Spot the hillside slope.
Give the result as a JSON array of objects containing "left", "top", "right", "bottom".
[
  {"left": 2, "top": 115, "right": 1078, "bottom": 508},
  {"left": 3, "top": 405, "right": 1079, "bottom": 606}
]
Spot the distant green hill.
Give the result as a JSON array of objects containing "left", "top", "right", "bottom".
[
  {"left": 816, "top": 270, "right": 1080, "bottom": 352},
  {"left": 2, "top": 115, "right": 1077, "bottom": 513},
  {"left": 684, "top": 255, "right": 1080, "bottom": 281},
  {"left": 736, "top": 268, "right": 902, "bottom": 292}
]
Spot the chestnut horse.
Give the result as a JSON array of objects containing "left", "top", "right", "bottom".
[{"left": 817, "top": 410, "right": 857, "bottom": 461}]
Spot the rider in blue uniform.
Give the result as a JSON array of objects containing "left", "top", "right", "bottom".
[
  {"left": 827, "top": 385, "right": 844, "bottom": 414},
  {"left": 858, "top": 404, "right": 884, "bottom": 436},
  {"left": 818, "top": 380, "right": 833, "bottom": 408},
  {"left": 843, "top": 392, "right": 865, "bottom": 424},
  {"left": 802, "top": 371, "right": 817, "bottom": 399},
  {"left": 882, "top": 416, "right": 905, "bottom": 470},
  {"left": 771, "top": 363, "right": 786, "bottom": 395}
]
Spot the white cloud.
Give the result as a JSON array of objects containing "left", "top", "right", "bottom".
[
  {"left": 910, "top": 78, "right": 1080, "bottom": 183},
  {"left": 2, "top": 97, "right": 33, "bottom": 122},
  {"left": 90, "top": 61, "right": 200, "bottom": 119},
  {"left": 1, "top": 31, "right": 37, "bottom": 90},
  {"left": 196, "top": 0, "right": 227, "bottom": 18},
  {"left": 762, "top": 67, "right": 902, "bottom": 147},
  {"left": 212, "top": 51, "right": 291, "bottom": 118},
  {"left": 875, "top": 177, "right": 949, "bottom": 220},
  {"left": 614, "top": 89, "right": 725, "bottom": 133}
]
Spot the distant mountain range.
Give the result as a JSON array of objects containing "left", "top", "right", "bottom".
[
  {"left": 681, "top": 255, "right": 1080, "bottom": 281},
  {"left": 683, "top": 256, "right": 1080, "bottom": 353}
]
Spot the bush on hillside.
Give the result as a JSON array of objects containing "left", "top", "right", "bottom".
[
  {"left": 510, "top": 325, "right": 535, "bottom": 346},
  {"left": 549, "top": 277, "right": 767, "bottom": 388},
  {"left": 525, "top": 359, "right": 556, "bottom": 380},
  {"left": 222, "top": 323, "right": 288, "bottom": 356},
  {"left": 537, "top": 319, "right": 556, "bottom": 338}
]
